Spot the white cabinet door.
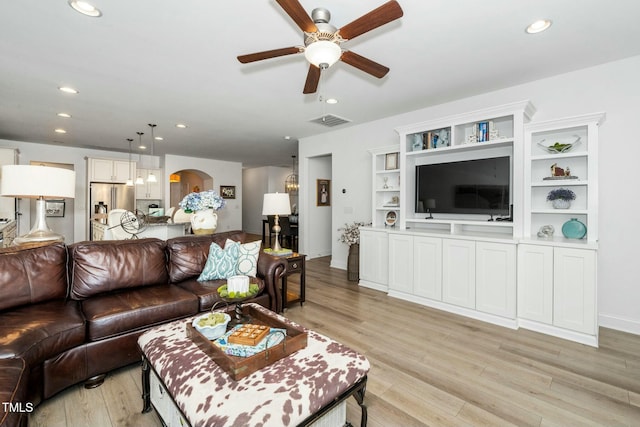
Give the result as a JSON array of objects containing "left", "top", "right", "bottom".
[
  {"left": 388, "top": 233, "right": 413, "bottom": 294},
  {"left": 137, "top": 168, "right": 163, "bottom": 199},
  {"left": 476, "top": 242, "right": 516, "bottom": 318},
  {"left": 553, "top": 247, "right": 596, "bottom": 334},
  {"left": 442, "top": 239, "right": 475, "bottom": 309},
  {"left": 90, "top": 158, "right": 116, "bottom": 181},
  {"left": 359, "top": 229, "right": 389, "bottom": 288},
  {"left": 517, "top": 244, "right": 553, "bottom": 324},
  {"left": 113, "top": 160, "right": 132, "bottom": 182},
  {"left": 413, "top": 236, "right": 442, "bottom": 300},
  {"left": 90, "top": 158, "right": 132, "bottom": 183}
]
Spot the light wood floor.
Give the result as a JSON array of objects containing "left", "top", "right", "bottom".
[{"left": 30, "top": 256, "right": 640, "bottom": 426}]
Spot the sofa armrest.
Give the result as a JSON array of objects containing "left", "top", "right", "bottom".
[{"left": 256, "top": 253, "right": 286, "bottom": 312}]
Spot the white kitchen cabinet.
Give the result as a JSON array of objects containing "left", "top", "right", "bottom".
[
  {"left": 359, "top": 228, "right": 389, "bottom": 291},
  {"left": 89, "top": 158, "right": 132, "bottom": 183},
  {"left": 476, "top": 242, "right": 516, "bottom": 319},
  {"left": 442, "top": 239, "right": 476, "bottom": 309},
  {"left": 388, "top": 233, "right": 414, "bottom": 294},
  {"left": 553, "top": 247, "right": 597, "bottom": 335},
  {"left": 413, "top": 236, "right": 442, "bottom": 300},
  {"left": 517, "top": 244, "right": 554, "bottom": 324},
  {"left": 136, "top": 168, "right": 163, "bottom": 199}
]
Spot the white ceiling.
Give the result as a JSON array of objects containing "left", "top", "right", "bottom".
[{"left": 1, "top": 1, "right": 639, "bottom": 168}]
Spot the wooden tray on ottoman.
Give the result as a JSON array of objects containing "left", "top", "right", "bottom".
[{"left": 186, "top": 305, "right": 307, "bottom": 381}]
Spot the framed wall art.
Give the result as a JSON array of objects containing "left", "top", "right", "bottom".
[
  {"left": 220, "top": 185, "right": 236, "bottom": 199},
  {"left": 316, "top": 179, "right": 331, "bottom": 207},
  {"left": 45, "top": 200, "right": 65, "bottom": 217},
  {"left": 385, "top": 152, "right": 399, "bottom": 170}
]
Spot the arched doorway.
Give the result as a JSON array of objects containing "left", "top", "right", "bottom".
[{"left": 168, "top": 169, "right": 214, "bottom": 208}]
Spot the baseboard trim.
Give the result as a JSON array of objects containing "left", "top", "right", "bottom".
[
  {"left": 358, "top": 280, "right": 388, "bottom": 292},
  {"left": 599, "top": 313, "right": 640, "bottom": 335},
  {"left": 518, "top": 319, "right": 598, "bottom": 347}
]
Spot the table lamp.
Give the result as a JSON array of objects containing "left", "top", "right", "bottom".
[
  {"left": 262, "top": 192, "right": 291, "bottom": 252},
  {"left": 0, "top": 164, "right": 76, "bottom": 245}
]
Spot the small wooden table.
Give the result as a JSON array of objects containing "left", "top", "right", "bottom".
[
  {"left": 138, "top": 304, "right": 369, "bottom": 427},
  {"left": 282, "top": 253, "right": 306, "bottom": 311}
]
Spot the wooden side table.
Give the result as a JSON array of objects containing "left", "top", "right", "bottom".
[{"left": 282, "top": 253, "right": 306, "bottom": 311}]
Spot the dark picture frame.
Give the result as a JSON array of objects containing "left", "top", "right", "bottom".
[
  {"left": 316, "top": 179, "right": 331, "bottom": 207},
  {"left": 45, "top": 200, "right": 65, "bottom": 217},
  {"left": 220, "top": 185, "right": 236, "bottom": 199}
]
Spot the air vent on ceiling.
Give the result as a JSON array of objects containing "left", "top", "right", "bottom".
[{"left": 309, "top": 114, "right": 352, "bottom": 127}]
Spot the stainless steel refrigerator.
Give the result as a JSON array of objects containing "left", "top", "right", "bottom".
[{"left": 89, "top": 182, "right": 135, "bottom": 239}]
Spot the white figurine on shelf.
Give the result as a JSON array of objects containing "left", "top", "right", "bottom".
[{"left": 489, "top": 121, "right": 499, "bottom": 140}]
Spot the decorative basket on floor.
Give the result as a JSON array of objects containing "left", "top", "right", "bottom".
[{"left": 347, "top": 244, "right": 360, "bottom": 282}]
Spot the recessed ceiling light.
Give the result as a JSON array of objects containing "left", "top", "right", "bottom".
[
  {"left": 326, "top": 98, "right": 338, "bottom": 104},
  {"left": 138, "top": 145, "right": 147, "bottom": 150},
  {"left": 526, "top": 19, "right": 552, "bottom": 34},
  {"left": 57, "top": 113, "right": 72, "bottom": 118},
  {"left": 176, "top": 123, "right": 188, "bottom": 129},
  {"left": 54, "top": 128, "right": 67, "bottom": 134},
  {"left": 154, "top": 136, "right": 163, "bottom": 141},
  {"left": 58, "top": 86, "right": 79, "bottom": 94},
  {"left": 284, "top": 136, "right": 291, "bottom": 140},
  {"left": 68, "top": 0, "right": 102, "bottom": 17}
]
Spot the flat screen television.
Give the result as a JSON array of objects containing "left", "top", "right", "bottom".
[{"left": 415, "top": 156, "right": 511, "bottom": 216}]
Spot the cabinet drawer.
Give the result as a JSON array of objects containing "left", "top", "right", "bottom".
[{"left": 287, "top": 259, "right": 302, "bottom": 273}]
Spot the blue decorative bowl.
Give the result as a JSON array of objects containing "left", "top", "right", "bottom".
[{"left": 562, "top": 218, "right": 587, "bottom": 239}]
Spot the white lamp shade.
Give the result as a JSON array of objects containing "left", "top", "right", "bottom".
[
  {"left": 262, "top": 193, "right": 292, "bottom": 216},
  {"left": 1, "top": 165, "right": 76, "bottom": 199},
  {"left": 304, "top": 40, "right": 342, "bottom": 67}
]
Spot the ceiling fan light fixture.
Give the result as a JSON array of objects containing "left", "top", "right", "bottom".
[{"left": 304, "top": 41, "right": 342, "bottom": 68}]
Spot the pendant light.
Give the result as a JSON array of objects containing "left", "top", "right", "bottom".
[
  {"left": 126, "top": 138, "right": 134, "bottom": 186},
  {"left": 147, "top": 123, "right": 157, "bottom": 183},
  {"left": 284, "top": 155, "right": 299, "bottom": 195},
  {"left": 135, "top": 132, "right": 145, "bottom": 185}
]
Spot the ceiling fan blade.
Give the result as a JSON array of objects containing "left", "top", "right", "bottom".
[
  {"left": 338, "top": 0, "right": 403, "bottom": 40},
  {"left": 237, "top": 47, "right": 301, "bottom": 63},
  {"left": 276, "top": 0, "right": 318, "bottom": 33},
  {"left": 303, "top": 65, "right": 321, "bottom": 94},
  {"left": 341, "top": 51, "right": 389, "bottom": 78}
]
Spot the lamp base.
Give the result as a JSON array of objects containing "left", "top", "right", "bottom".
[{"left": 14, "top": 197, "right": 66, "bottom": 245}]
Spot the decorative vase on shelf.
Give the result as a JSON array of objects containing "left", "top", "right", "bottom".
[
  {"left": 347, "top": 244, "right": 360, "bottom": 282},
  {"left": 552, "top": 199, "right": 571, "bottom": 209},
  {"left": 190, "top": 209, "right": 218, "bottom": 235},
  {"left": 562, "top": 218, "right": 587, "bottom": 239}
]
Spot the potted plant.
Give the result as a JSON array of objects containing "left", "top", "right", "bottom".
[
  {"left": 179, "top": 190, "right": 226, "bottom": 234},
  {"left": 338, "top": 221, "right": 369, "bottom": 282},
  {"left": 546, "top": 188, "right": 576, "bottom": 209}
]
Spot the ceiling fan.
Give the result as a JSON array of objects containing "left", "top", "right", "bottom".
[{"left": 237, "top": 0, "right": 403, "bottom": 94}]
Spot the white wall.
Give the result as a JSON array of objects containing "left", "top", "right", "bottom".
[
  {"left": 300, "top": 155, "right": 332, "bottom": 259},
  {"left": 164, "top": 155, "right": 243, "bottom": 233},
  {"left": 298, "top": 55, "right": 640, "bottom": 335},
  {"left": 242, "top": 166, "right": 290, "bottom": 235}
]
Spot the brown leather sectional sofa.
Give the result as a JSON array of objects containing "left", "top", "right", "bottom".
[{"left": 0, "top": 231, "right": 286, "bottom": 427}]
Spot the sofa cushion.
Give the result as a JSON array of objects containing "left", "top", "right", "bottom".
[
  {"left": 166, "top": 232, "right": 249, "bottom": 283},
  {"left": 0, "top": 243, "right": 68, "bottom": 312},
  {"left": 198, "top": 241, "right": 240, "bottom": 281},
  {"left": 68, "top": 238, "right": 169, "bottom": 300},
  {"left": 0, "top": 357, "right": 29, "bottom": 427},
  {"left": 0, "top": 300, "right": 85, "bottom": 366},
  {"left": 175, "top": 277, "right": 265, "bottom": 311},
  {"left": 228, "top": 239, "right": 261, "bottom": 277},
  {"left": 81, "top": 284, "right": 198, "bottom": 341}
]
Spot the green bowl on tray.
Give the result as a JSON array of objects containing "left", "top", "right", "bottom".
[{"left": 217, "top": 283, "right": 260, "bottom": 301}]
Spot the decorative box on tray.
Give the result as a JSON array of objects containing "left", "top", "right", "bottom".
[{"left": 186, "top": 304, "right": 308, "bottom": 380}]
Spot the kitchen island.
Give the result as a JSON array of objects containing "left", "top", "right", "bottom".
[{"left": 91, "top": 220, "right": 187, "bottom": 241}]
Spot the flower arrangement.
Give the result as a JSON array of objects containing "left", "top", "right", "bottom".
[
  {"left": 179, "top": 190, "right": 226, "bottom": 212},
  {"left": 338, "top": 221, "right": 369, "bottom": 246},
  {"left": 546, "top": 188, "right": 576, "bottom": 201}
]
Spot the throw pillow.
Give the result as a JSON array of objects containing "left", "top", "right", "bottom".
[
  {"left": 198, "top": 241, "right": 240, "bottom": 281},
  {"left": 226, "top": 239, "right": 261, "bottom": 277}
]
